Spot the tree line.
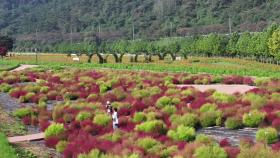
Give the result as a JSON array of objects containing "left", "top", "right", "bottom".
[{"left": 6, "top": 24, "right": 280, "bottom": 64}]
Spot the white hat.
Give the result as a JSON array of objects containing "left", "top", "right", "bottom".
[{"left": 106, "top": 101, "right": 110, "bottom": 104}]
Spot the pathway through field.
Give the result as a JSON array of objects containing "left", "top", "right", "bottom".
[
  {"left": 10, "top": 64, "right": 38, "bottom": 72},
  {"left": 177, "top": 84, "right": 257, "bottom": 94}
]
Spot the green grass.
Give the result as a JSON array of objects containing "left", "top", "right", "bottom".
[
  {"left": 0, "top": 133, "right": 17, "bottom": 158},
  {"left": 0, "top": 60, "right": 20, "bottom": 71},
  {"left": 1, "top": 58, "right": 280, "bottom": 78}
]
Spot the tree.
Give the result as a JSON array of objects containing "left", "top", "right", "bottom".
[
  {"left": 0, "top": 47, "right": 8, "bottom": 58},
  {"left": 0, "top": 36, "right": 14, "bottom": 51},
  {"left": 268, "top": 29, "right": 280, "bottom": 60},
  {"left": 226, "top": 32, "right": 240, "bottom": 57}
]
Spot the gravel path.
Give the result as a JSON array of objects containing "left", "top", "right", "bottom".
[
  {"left": 10, "top": 64, "right": 38, "bottom": 72},
  {"left": 177, "top": 84, "right": 256, "bottom": 94}
]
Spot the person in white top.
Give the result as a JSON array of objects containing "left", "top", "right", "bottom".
[
  {"left": 112, "top": 108, "right": 119, "bottom": 129},
  {"left": 106, "top": 101, "right": 112, "bottom": 114}
]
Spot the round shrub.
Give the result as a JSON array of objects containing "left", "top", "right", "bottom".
[
  {"left": 242, "top": 110, "right": 265, "bottom": 127},
  {"left": 133, "top": 112, "right": 147, "bottom": 123},
  {"left": 40, "top": 86, "right": 49, "bottom": 93},
  {"left": 212, "top": 92, "right": 236, "bottom": 104},
  {"left": 242, "top": 93, "right": 267, "bottom": 109},
  {"left": 45, "top": 123, "right": 65, "bottom": 138},
  {"left": 135, "top": 120, "right": 167, "bottom": 134},
  {"left": 19, "top": 92, "right": 35, "bottom": 103},
  {"left": 195, "top": 134, "right": 214, "bottom": 144},
  {"left": 0, "top": 83, "right": 12, "bottom": 92},
  {"left": 194, "top": 145, "right": 227, "bottom": 158},
  {"left": 256, "top": 127, "right": 279, "bottom": 144},
  {"left": 170, "top": 113, "right": 199, "bottom": 127},
  {"left": 199, "top": 103, "right": 217, "bottom": 113},
  {"left": 136, "top": 137, "right": 161, "bottom": 151},
  {"left": 63, "top": 92, "right": 79, "bottom": 101},
  {"left": 200, "top": 111, "right": 222, "bottom": 127},
  {"left": 162, "top": 106, "right": 177, "bottom": 115},
  {"left": 181, "top": 89, "right": 194, "bottom": 97},
  {"left": 156, "top": 96, "right": 180, "bottom": 108},
  {"left": 93, "top": 114, "right": 111, "bottom": 126},
  {"left": 167, "top": 125, "right": 196, "bottom": 141},
  {"left": 225, "top": 117, "right": 243, "bottom": 129},
  {"left": 56, "top": 140, "right": 68, "bottom": 153},
  {"left": 13, "top": 107, "right": 32, "bottom": 118},
  {"left": 75, "top": 111, "right": 92, "bottom": 121}
]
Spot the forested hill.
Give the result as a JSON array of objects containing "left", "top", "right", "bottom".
[{"left": 0, "top": 0, "right": 280, "bottom": 42}]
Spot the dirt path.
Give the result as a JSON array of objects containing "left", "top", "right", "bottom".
[
  {"left": 10, "top": 64, "right": 38, "bottom": 72},
  {"left": 8, "top": 133, "right": 44, "bottom": 143},
  {"left": 177, "top": 84, "right": 257, "bottom": 94}
]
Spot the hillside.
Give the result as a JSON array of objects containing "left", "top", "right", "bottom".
[{"left": 0, "top": 0, "right": 280, "bottom": 43}]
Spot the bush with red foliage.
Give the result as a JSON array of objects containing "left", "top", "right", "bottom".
[
  {"left": 0, "top": 47, "right": 7, "bottom": 57},
  {"left": 22, "top": 116, "right": 31, "bottom": 125},
  {"left": 271, "top": 142, "right": 280, "bottom": 151},
  {"left": 219, "top": 138, "right": 231, "bottom": 147},
  {"left": 45, "top": 136, "right": 60, "bottom": 148},
  {"left": 224, "top": 147, "right": 240, "bottom": 158},
  {"left": 223, "top": 76, "right": 244, "bottom": 84},
  {"left": 272, "top": 118, "right": 280, "bottom": 130},
  {"left": 39, "top": 120, "right": 51, "bottom": 131}
]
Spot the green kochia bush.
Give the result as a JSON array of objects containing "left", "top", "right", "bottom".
[
  {"left": 242, "top": 93, "right": 267, "bottom": 109},
  {"left": 0, "top": 83, "right": 12, "bottom": 92},
  {"left": 199, "top": 103, "right": 217, "bottom": 113},
  {"left": 19, "top": 92, "right": 36, "bottom": 103},
  {"left": 242, "top": 110, "right": 265, "bottom": 127},
  {"left": 75, "top": 111, "right": 92, "bottom": 121},
  {"left": 135, "top": 120, "right": 167, "bottom": 134},
  {"left": 212, "top": 92, "right": 236, "bottom": 104},
  {"left": 194, "top": 145, "right": 227, "bottom": 158},
  {"left": 45, "top": 123, "right": 65, "bottom": 138},
  {"left": 167, "top": 125, "right": 196, "bottom": 141},
  {"left": 0, "top": 133, "right": 17, "bottom": 158},
  {"left": 170, "top": 113, "right": 199, "bottom": 127},
  {"left": 156, "top": 96, "right": 180, "bottom": 108},
  {"left": 63, "top": 92, "right": 79, "bottom": 100},
  {"left": 56, "top": 140, "right": 68, "bottom": 153},
  {"left": 13, "top": 107, "right": 32, "bottom": 118},
  {"left": 225, "top": 117, "right": 243, "bottom": 129},
  {"left": 200, "top": 111, "right": 222, "bottom": 127},
  {"left": 256, "top": 127, "right": 279, "bottom": 144},
  {"left": 136, "top": 137, "right": 162, "bottom": 153},
  {"left": 162, "top": 105, "right": 177, "bottom": 115},
  {"left": 133, "top": 112, "right": 147, "bottom": 123},
  {"left": 93, "top": 114, "right": 111, "bottom": 126}
]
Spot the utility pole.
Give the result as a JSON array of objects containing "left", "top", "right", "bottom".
[
  {"left": 35, "top": 27, "right": 38, "bottom": 63},
  {"left": 228, "top": 17, "right": 232, "bottom": 35},
  {"left": 132, "top": 24, "right": 135, "bottom": 41}
]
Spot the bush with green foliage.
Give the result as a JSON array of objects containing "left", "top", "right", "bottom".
[
  {"left": 156, "top": 96, "right": 180, "bottom": 108},
  {"left": 242, "top": 110, "right": 265, "bottom": 127},
  {"left": 133, "top": 112, "right": 147, "bottom": 123},
  {"left": 200, "top": 111, "right": 222, "bottom": 127},
  {"left": 63, "top": 92, "right": 79, "bottom": 100},
  {"left": 170, "top": 113, "right": 199, "bottom": 127},
  {"left": 256, "top": 127, "right": 279, "bottom": 144},
  {"left": 199, "top": 103, "right": 217, "bottom": 113},
  {"left": 93, "top": 114, "right": 111, "bottom": 126},
  {"left": 136, "top": 137, "right": 161, "bottom": 151},
  {"left": 242, "top": 93, "right": 267, "bottom": 109},
  {"left": 194, "top": 145, "right": 227, "bottom": 158},
  {"left": 212, "top": 92, "right": 236, "bottom": 104},
  {"left": 225, "top": 117, "right": 243, "bottom": 129},
  {"left": 181, "top": 89, "right": 194, "bottom": 97},
  {"left": 135, "top": 120, "right": 167, "bottom": 134},
  {"left": 102, "top": 131, "right": 122, "bottom": 142},
  {"left": 75, "top": 111, "right": 92, "bottom": 121},
  {"left": 162, "top": 105, "right": 177, "bottom": 115},
  {"left": 45, "top": 123, "right": 65, "bottom": 138},
  {"left": 195, "top": 134, "right": 214, "bottom": 144},
  {"left": 271, "top": 93, "right": 280, "bottom": 102},
  {"left": 19, "top": 92, "right": 36, "bottom": 103},
  {"left": 161, "top": 145, "right": 178, "bottom": 158},
  {"left": 0, "top": 83, "right": 12, "bottom": 92},
  {"left": 56, "top": 140, "right": 68, "bottom": 153},
  {"left": 13, "top": 107, "right": 32, "bottom": 118},
  {"left": 167, "top": 125, "right": 196, "bottom": 141},
  {"left": 0, "top": 133, "right": 17, "bottom": 158},
  {"left": 40, "top": 86, "right": 49, "bottom": 93}
]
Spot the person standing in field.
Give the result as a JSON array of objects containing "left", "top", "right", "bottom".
[
  {"left": 106, "top": 101, "right": 112, "bottom": 114},
  {"left": 112, "top": 108, "right": 119, "bottom": 129}
]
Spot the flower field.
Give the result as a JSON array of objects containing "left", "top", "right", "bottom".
[{"left": 0, "top": 68, "right": 280, "bottom": 158}]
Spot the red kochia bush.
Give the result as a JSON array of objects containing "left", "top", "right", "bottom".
[
  {"left": 45, "top": 136, "right": 60, "bottom": 148},
  {"left": 219, "top": 138, "right": 231, "bottom": 147},
  {"left": 224, "top": 147, "right": 240, "bottom": 158},
  {"left": 22, "top": 116, "right": 31, "bottom": 125},
  {"left": 272, "top": 142, "right": 280, "bottom": 151},
  {"left": 39, "top": 120, "right": 51, "bottom": 131},
  {"left": 64, "top": 131, "right": 115, "bottom": 158},
  {"left": 272, "top": 118, "right": 280, "bottom": 129}
]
